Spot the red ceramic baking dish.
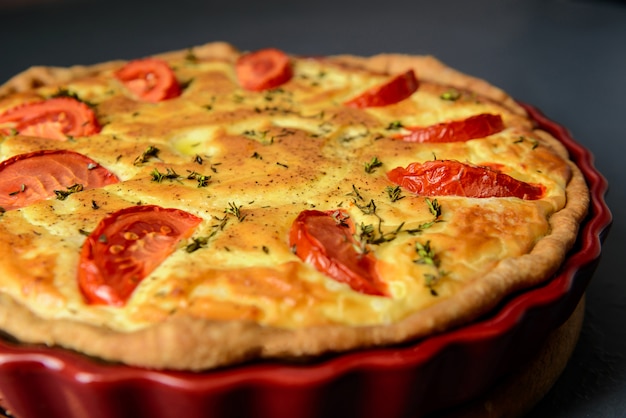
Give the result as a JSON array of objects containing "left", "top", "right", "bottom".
[{"left": 0, "top": 102, "right": 612, "bottom": 418}]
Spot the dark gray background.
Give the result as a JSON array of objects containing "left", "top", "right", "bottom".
[{"left": 0, "top": 0, "right": 624, "bottom": 416}]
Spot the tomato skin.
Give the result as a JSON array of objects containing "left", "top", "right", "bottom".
[
  {"left": 0, "top": 149, "right": 119, "bottom": 211},
  {"left": 78, "top": 205, "right": 202, "bottom": 306},
  {"left": 0, "top": 97, "right": 100, "bottom": 140},
  {"left": 236, "top": 48, "right": 293, "bottom": 91},
  {"left": 387, "top": 160, "right": 545, "bottom": 200},
  {"left": 115, "top": 58, "right": 181, "bottom": 102},
  {"left": 344, "top": 70, "right": 419, "bottom": 108},
  {"left": 289, "top": 210, "right": 387, "bottom": 296},
  {"left": 395, "top": 113, "right": 505, "bottom": 143}
]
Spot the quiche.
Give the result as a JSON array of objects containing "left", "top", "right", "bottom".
[{"left": 0, "top": 42, "right": 588, "bottom": 371}]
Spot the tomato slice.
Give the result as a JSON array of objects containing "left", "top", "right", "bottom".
[
  {"left": 235, "top": 48, "right": 293, "bottom": 91},
  {"left": 344, "top": 70, "right": 419, "bottom": 108},
  {"left": 0, "top": 97, "right": 100, "bottom": 141},
  {"left": 78, "top": 205, "right": 202, "bottom": 306},
  {"left": 115, "top": 58, "right": 181, "bottom": 102},
  {"left": 289, "top": 210, "right": 387, "bottom": 296},
  {"left": 0, "top": 149, "right": 119, "bottom": 211},
  {"left": 387, "top": 160, "right": 545, "bottom": 200},
  {"left": 395, "top": 113, "right": 505, "bottom": 143}
]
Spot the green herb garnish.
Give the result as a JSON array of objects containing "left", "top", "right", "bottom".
[
  {"left": 186, "top": 171, "right": 211, "bottom": 187},
  {"left": 134, "top": 146, "right": 160, "bottom": 166},
  {"left": 364, "top": 156, "right": 383, "bottom": 174},
  {"left": 151, "top": 167, "right": 181, "bottom": 183},
  {"left": 413, "top": 240, "right": 446, "bottom": 296},
  {"left": 385, "top": 185, "right": 405, "bottom": 202},
  {"left": 54, "top": 183, "right": 83, "bottom": 200},
  {"left": 8, "top": 184, "right": 26, "bottom": 196},
  {"left": 225, "top": 202, "right": 246, "bottom": 222},
  {"left": 440, "top": 88, "right": 461, "bottom": 101},
  {"left": 386, "top": 121, "right": 404, "bottom": 130}
]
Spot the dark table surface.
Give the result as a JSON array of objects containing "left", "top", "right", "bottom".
[{"left": 0, "top": 0, "right": 624, "bottom": 416}]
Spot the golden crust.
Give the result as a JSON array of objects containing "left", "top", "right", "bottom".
[{"left": 0, "top": 42, "right": 589, "bottom": 370}]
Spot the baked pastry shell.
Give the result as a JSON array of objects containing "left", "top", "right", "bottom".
[{"left": 0, "top": 102, "right": 611, "bottom": 418}]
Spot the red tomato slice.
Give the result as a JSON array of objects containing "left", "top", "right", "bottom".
[
  {"left": 344, "top": 70, "right": 419, "bottom": 108},
  {"left": 235, "top": 48, "right": 293, "bottom": 91},
  {"left": 395, "top": 113, "right": 505, "bottom": 143},
  {"left": 289, "top": 209, "right": 387, "bottom": 296},
  {"left": 387, "top": 160, "right": 545, "bottom": 200},
  {"left": 115, "top": 58, "right": 181, "bottom": 102},
  {"left": 0, "top": 149, "right": 119, "bottom": 211},
  {"left": 78, "top": 205, "right": 202, "bottom": 306},
  {"left": 0, "top": 97, "right": 100, "bottom": 141}
]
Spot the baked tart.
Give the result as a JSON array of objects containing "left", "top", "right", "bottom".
[{"left": 0, "top": 42, "right": 589, "bottom": 371}]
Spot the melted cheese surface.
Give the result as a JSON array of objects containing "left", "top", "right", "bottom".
[{"left": 0, "top": 53, "right": 571, "bottom": 332}]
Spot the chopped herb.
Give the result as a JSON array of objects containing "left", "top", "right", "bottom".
[
  {"left": 50, "top": 88, "right": 95, "bottom": 107},
  {"left": 385, "top": 185, "right": 405, "bottom": 202},
  {"left": 262, "top": 246, "right": 270, "bottom": 254},
  {"left": 0, "top": 207, "right": 5, "bottom": 214},
  {"left": 357, "top": 221, "right": 405, "bottom": 247},
  {"left": 515, "top": 136, "right": 539, "bottom": 150},
  {"left": 98, "top": 234, "right": 108, "bottom": 243},
  {"left": 353, "top": 198, "right": 444, "bottom": 253},
  {"left": 330, "top": 210, "right": 350, "bottom": 227},
  {"left": 347, "top": 184, "right": 365, "bottom": 202},
  {"left": 356, "top": 199, "right": 377, "bottom": 216},
  {"left": 413, "top": 240, "right": 446, "bottom": 296},
  {"left": 364, "top": 156, "right": 383, "bottom": 174},
  {"left": 78, "top": 228, "right": 91, "bottom": 236},
  {"left": 54, "top": 183, "right": 83, "bottom": 200},
  {"left": 424, "top": 274, "right": 440, "bottom": 296},
  {"left": 134, "top": 146, "right": 160, "bottom": 166},
  {"left": 386, "top": 121, "right": 404, "bottom": 130},
  {"left": 407, "top": 198, "right": 444, "bottom": 232},
  {"left": 346, "top": 185, "right": 380, "bottom": 218},
  {"left": 193, "top": 154, "right": 204, "bottom": 165},
  {"left": 251, "top": 152, "right": 262, "bottom": 159},
  {"left": 51, "top": 88, "right": 80, "bottom": 101},
  {"left": 187, "top": 171, "right": 211, "bottom": 187},
  {"left": 185, "top": 48, "right": 198, "bottom": 63},
  {"left": 440, "top": 88, "right": 461, "bottom": 101},
  {"left": 91, "top": 200, "right": 100, "bottom": 210},
  {"left": 414, "top": 240, "right": 438, "bottom": 267},
  {"left": 276, "top": 162, "right": 289, "bottom": 168},
  {"left": 8, "top": 183, "right": 26, "bottom": 196},
  {"left": 225, "top": 202, "right": 246, "bottom": 222},
  {"left": 187, "top": 216, "right": 229, "bottom": 253},
  {"left": 211, "top": 215, "right": 229, "bottom": 234},
  {"left": 179, "top": 78, "right": 194, "bottom": 91},
  {"left": 243, "top": 129, "right": 274, "bottom": 144},
  {"left": 426, "top": 198, "right": 442, "bottom": 218},
  {"left": 151, "top": 167, "right": 182, "bottom": 183},
  {"left": 186, "top": 236, "right": 209, "bottom": 253}
]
